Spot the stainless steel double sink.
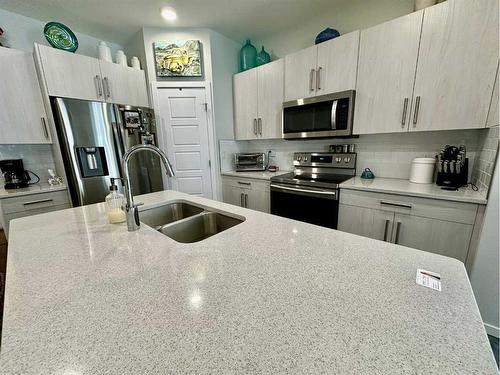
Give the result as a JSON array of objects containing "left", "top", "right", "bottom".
[{"left": 139, "top": 201, "right": 244, "bottom": 243}]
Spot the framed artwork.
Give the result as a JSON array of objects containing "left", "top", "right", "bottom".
[
  {"left": 154, "top": 40, "right": 202, "bottom": 77},
  {"left": 122, "top": 110, "right": 142, "bottom": 129},
  {"left": 140, "top": 132, "right": 156, "bottom": 146}
]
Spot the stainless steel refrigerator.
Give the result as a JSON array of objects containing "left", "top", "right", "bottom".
[{"left": 52, "top": 98, "right": 163, "bottom": 207}]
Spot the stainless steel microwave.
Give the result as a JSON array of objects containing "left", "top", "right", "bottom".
[{"left": 282, "top": 90, "right": 355, "bottom": 139}]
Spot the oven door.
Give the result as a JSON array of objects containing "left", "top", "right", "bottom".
[
  {"left": 270, "top": 183, "right": 339, "bottom": 229},
  {"left": 283, "top": 90, "right": 355, "bottom": 139}
]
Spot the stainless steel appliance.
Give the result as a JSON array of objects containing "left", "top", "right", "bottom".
[
  {"left": 234, "top": 153, "right": 268, "bottom": 172},
  {"left": 0, "top": 159, "right": 39, "bottom": 189},
  {"left": 282, "top": 90, "right": 355, "bottom": 139},
  {"left": 270, "top": 151, "right": 356, "bottom": 229},
  {"left": 52, "top": 98, "right": 164, "bottom": 206}
]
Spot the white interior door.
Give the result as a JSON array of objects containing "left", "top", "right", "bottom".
[{"left": 157, "top": 87, "right": 213, "bottom": 198}]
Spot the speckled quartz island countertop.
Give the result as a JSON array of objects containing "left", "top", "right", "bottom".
[
  {"left": 0, "top": 190, "right": 497, "bottom": 374},
  {"left": 340, "top": 177, "right": 488, "bottom": 204},
  {"left": 0, "top": 183, "right": 67, "bottom": 199},
  {"left": 222, "top": 170, "right": 291, "bottom": 180}
]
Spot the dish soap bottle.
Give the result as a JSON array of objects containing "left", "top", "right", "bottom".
[{"left": 105, "top": 178, "right": 126, "bottom": 224}]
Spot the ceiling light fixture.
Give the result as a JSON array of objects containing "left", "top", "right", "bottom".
[{"left": 160, "top": 6, "right": 177, "bottom": 21}]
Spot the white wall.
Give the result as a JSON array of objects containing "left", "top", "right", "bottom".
[
  {"left": 0, "top": 8, "right": 122, "bottom": 57},
  {"left": 470, "top": 133, "right": 500, "bottom": 338},
  {"left": 254, "top": 0, "right": 413, "bottom": 58}
]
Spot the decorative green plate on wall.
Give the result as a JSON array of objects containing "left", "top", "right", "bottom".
[{"left": 43, "top": 22, "right": 78, "bottom": 52}]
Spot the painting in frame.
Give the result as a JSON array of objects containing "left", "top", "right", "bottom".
[{"left": 154, "top": 40, "right": 202, "bottom": 77}]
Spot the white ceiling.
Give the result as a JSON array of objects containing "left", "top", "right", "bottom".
[{"left": 0, "top": 0, "right": 350, "bottom": 46}]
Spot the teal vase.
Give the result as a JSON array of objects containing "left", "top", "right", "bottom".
[
  {"left": 257, "top": 46, "right": 271, "bottom": 66},
  {"left": 239, "top": 39, "right": 257, "bottom": 72}
]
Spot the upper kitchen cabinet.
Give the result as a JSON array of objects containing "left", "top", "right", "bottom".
[
  {"left": 486, "top": 61, "right": 499, "bottom": 128},
  {"left": 284, "top": 32, "right": 359, "bottom": 102},
  {"left": 411, "top": 0, "right": 499, "bottom": 131},
  {"left": 35, "top": 44, "right": 150, "bottom": 107},
  {"left": 353, "top": 11, "right": 424, "bottom": 135},
  {"left": 99, "top": 61, "right": 149, "bottom": 107},
  {"left": 233, "top": 59, "right": 284, "bottom": 140},
  {"left": 35, "top": 44, "right": 103, "bottom": 102},
  {"left": 315, "top": 31, "right": 359, "bottom": 96},
  {"left": 0, "top": 47, "right": 51, "bottom": 144},
  {"left": 284, "top": 45, "right": 317, "bottom": 101}
]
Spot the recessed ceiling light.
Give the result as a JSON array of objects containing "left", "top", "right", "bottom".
[{"left": 160, "top": 6, "right": 177, "bottom": 21}]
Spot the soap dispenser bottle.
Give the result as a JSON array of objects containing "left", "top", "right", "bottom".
[{"left": 105, "top": 178, "right": 126, "bottom": 224}]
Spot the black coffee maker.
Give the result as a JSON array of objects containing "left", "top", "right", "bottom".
[{"left": 0, "top": 159, "right": 37, "bottom": 189}]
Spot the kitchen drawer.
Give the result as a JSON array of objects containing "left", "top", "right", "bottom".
[
  {"left": 221, "top": 176, "right": 270, "bottom": 192},
  {"left": 3, "top": 203, "right": 71, "bottom": 238},
  {"left": 1, "top": 190, "right": 70, "bottom": 215},
  {"left": 339, "top": 189, "right": 477, "bottom": 225}
]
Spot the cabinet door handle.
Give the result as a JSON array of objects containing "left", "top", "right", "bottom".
[
  {"left": 240, "top": 193, "right": 244, "bottom": 207},
  {"left": 309, "top": 69, "right": 315, "bottom": 92},
  {"left": 380, "top": 200, "right": 412, "bottom": 209},
  {"left": 413, "top": 96, "right": 421, "bottom": 127},
  {"left": 316, "top": 66, "right": 322, "bottom": 90},
  {"left": 23, "top": 198, "right": 53, "bottom": 206},
  {"left": 253, "top": 118, "right": 257, "bottom": 135},
  {"left": 94, "top": 75, "right": 103, "bottom": 97},
  {"left": 394, "top": 222, "right": 402, "bottom": 244},
  {"left": 258, "top": 118, "right": 262, "bottom": 135},
  {"left": 103, "top": 77, "right": 111, "bottom": 99},
  {"left": 401, "top": 98, "right": 409, "bottom": 127},
  {"left": 41, "top": 117, "right": 49, "bottom": 139},
  {"left": 237, "top": 181, "right": 251, "bottom": 186},
  {"left": 244, "top": 193, "right": 248, "bottom": 208},
  {"left": 383, "top": 219, "right": 390, "bottom": 242}
]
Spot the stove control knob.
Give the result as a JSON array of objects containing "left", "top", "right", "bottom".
[
  {"left": 336, "top": 157, "right": 342, "bottom": 163},
  {"left": 304, "top": 156, "right": 308, "bottom": 162},
  {"left": 297, "top": 156, "right": 302, "bottom": 161},
  {"left": 344, "top": 157, "right": 351, "bottom": 163}
]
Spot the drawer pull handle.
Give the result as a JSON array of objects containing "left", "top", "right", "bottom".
[
  {"left": 23, "top": 198, "right": 54, "bottom": 206},
  {"left": 237, "top": 181, "right": 251, "bottom": 186},
  {"left": 394, "top": 222, "right": 402, "bottom": 244},
  {"left": 383, "top": 219, "right": 390, "bottom": 242},
  {"left": 380, "top": 201, "right": 412, "bottom": 209}
]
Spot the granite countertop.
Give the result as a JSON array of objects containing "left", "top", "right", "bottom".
[
  {"left": 0, "top": 183, "right": 67, "bottom": 199},
  {"left": 222, "top": 170, "right": 291, "bottom": 181},
  {"left": 0, "top": 190, "right": 496, "bottom": 374},
  {"left": 340, "top": 177, "right": 488, "bottom": 205}
]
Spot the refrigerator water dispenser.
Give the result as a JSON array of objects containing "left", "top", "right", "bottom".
[{"left": 76, "top": 147, "right": 109, "bottom": 177}]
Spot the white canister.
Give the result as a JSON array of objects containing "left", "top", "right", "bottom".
[
  {"left": 414, "top": 0, "right": 437, "bottom": 10},
  {"left": 98, "top": 41, "right": 112, "bottom": 62},
  {"left": 409, "top": 157, "right": 436, "bottom": 184},
  {"left": 115, "top": 50, "right": 127, "bottom": 66},
  {"left": 130, "top": 56, "right": 141, "bottom": 70}
]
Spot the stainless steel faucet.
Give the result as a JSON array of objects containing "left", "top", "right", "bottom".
[{"left": 121, "top": 144, "right": 175, "bottom": 231}]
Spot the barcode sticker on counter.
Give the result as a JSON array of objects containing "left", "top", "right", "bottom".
[{"left": 416, "top": 269, "right": 441, "bottom": 291}]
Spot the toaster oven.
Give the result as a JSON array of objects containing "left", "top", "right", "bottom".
[{"left": 234, "top": 153, "right": 267, "bottom": 172}]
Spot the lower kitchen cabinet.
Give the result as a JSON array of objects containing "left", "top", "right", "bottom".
[
  {"left": 338, "top": 189, "right": 479, "bottom": 262},
  {"left": 221, "top": 176, "right": 270, "bottom": 213}
]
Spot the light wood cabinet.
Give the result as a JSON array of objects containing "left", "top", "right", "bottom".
[
  {"left": 411, "top": 0, "right": 499, "bottom": 132},
  {"left": 284, "top": 31, "right": 359, "bottom": 101},
  {"left": 353, "top": 11, "right": 423, "bottom": 135},
  {"left": 338, "top": 189, "right": 479, "bottom": 262},
  {"left": 99, "top": 61, "right": 149, "bottom": 107},
  {"left": 36, "top": 44, "right": 103, "bottom": 102},
  {"left": 0, "top": 47, "right": 51, "bottom": 144},
  {"left": 35, "top": 44, "right": 149, "bottom": 107},
  {"left": 233, "top": 59, "right": 284, "bottom": 140},
  {"left": 222, "top": 176, "right": 270, "bottom": 213},
  {"left": 486, "top": 61, "right": 499, "bottom": 128}
]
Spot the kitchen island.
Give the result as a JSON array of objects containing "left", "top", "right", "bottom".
[{"left": 0, "top": 190, "right": 497, "bottom": 374}]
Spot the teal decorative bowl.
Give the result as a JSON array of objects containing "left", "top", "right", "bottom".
[{"left": 44, "top": 22, "right": 78, "bottom": 52}]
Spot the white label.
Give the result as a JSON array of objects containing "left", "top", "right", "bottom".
[{"left": 416, "top": 269, "right": 442, "bottom": 291}]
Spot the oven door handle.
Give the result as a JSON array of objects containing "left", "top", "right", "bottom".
[
  {"left": 330, "top": 99, "right": 338, "bottom": 130},
  {"left": 271, "top": 184, "right": 337, "bottom": 199}
]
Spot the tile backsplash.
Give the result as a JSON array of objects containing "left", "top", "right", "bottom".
[
  {"left": 220, "top": 129, "right": 491, "bottom": 182},
  {"left": 471, "top": 125, "right": 499, "bottom": 191},
  {"left": 0, "top": 144, "right": 56, "bottom": 185}
]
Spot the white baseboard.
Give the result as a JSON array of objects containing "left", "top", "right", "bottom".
[{"left": 485, "top": 322, "right": 500, "bottom": 338}]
